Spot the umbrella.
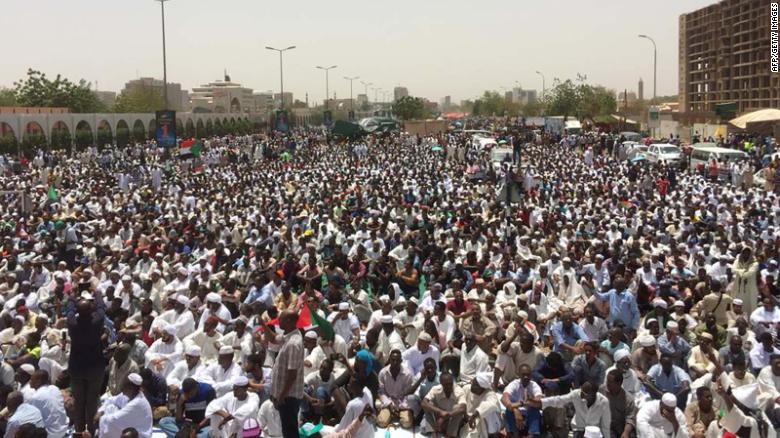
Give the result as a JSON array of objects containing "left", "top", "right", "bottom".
[{"left": 729, "top": 109, "right": 780, "bottom": 129}]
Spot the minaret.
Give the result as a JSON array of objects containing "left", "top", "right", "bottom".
[{"left": 638, "top": 78, "right": 644, "bottom": 101}]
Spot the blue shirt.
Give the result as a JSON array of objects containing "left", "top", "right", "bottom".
[
  {"left": 646, "top": 364, "right": 690, "bottom": 396},
  {"left": 657, "top": 333, "right": 691, "bottom": 368},
  {"left": 594, "top": 289, "right": 640, "bottom": 330},
  {"left": 550, "top": 321, "right": 588, "bottom": 353}
]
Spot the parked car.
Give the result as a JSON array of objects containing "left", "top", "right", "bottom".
[
  {"left": 646, "top": 143, "right": 682, "bottom": 163},
  {"left": 689, "top": 144, "right": 748, "bottom": 170}
]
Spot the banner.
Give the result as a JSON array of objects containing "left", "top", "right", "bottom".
[
  {"left": 155, "top": 110, "right": 176, "bottom": 147},
  {"left": 274, "top": 110, "right": 289, "bottom": 133},
  {"left": 348, "top": 110, "right": 355, "bottom": 121},
  {"left": 323, "top": 110, "right": 333, "bottom": 127}
]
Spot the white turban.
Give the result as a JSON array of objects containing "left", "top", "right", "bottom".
[{"left": 475, "top": 372, "right": 493, "bottom": 389}]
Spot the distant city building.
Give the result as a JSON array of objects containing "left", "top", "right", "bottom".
[
  {"left": 189, "top": 76, "right": 254, "bottom": 113},
  {"left": 252, "top": 91, "right": 274, "bottom": 112},
  {"left": 94, "top": 91, "right": 117, "bottom": 109},
  {"left": 511, "top": 87, "right": 538, "bottom": 105},
  {"left": 393, "top": 86, "right": 409, "bottom": 101},
  {"left": 440, "top": 95, "right": 452, "bottom": 110},
  {"left": 122, "top": 77, "right": 186, "bottom": 111},
  {"left": 323, "top": 98, "right": 356, "bottom": 110},
  {"left": 356, "top": 94, "right": 368, "bottom": 107},
  {"left": 679, "top": 0, "right": 780, "bottom": 113},
  {"left": 638, "top": 78, "right": 644, "bottom": 101},
  {"left": 273, "top": 92, "right": 294, "bottom": 109}
]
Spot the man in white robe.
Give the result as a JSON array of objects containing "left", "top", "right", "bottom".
[
  {"left": 167, "top": 345, "right": 211, "bottom": 390},
  {"left": 203, "top": 376, "right": 259, "bottom": 438},
  {"left": 97, "top": 373, "right": 153, "bottom": 438},
  {"left": 144, "top": 324, "right": 183, "bottom": 377},
  {"left": 27, "top": 370, "right": 68, "bottom": 438},
  {"left": 203, "top": 346, "right": 244, "bottom": 397},
  {"left": 636, "top": 392, "right": 688, "bottom": 438}
]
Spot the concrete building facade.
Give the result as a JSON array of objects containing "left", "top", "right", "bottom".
[
  {"left": 122, "top": 78, "right": 187, "bottom": 111},
  {"left": 393, "top": 87, "right": 409, "bottom": 101},
  {"left": 679, "top": 0, "right": 779, "bottom": 114},
  {"left": 189, "top": 79, "right": 255, "bottom": 113}
]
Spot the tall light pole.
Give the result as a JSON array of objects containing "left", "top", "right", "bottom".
[
  {"left": 638, "top": 34, "right": 657, "bottom": 101},
  {"left": 265, "top": 45, "right": 296, "bottom": 110},
  {"left": 316, "top": 65, "right": 337, "bottom": 109},
  {"left": 344, "top": 76, "right": 359, "bottom": 111},
  {"left": 373, "top": 88, "right": 381, "bottom": 103},
  {"left": 360, "top": 81, "right": 372, "bottom": 102},
  {"left": 535, "top": 70, "right": 545, "bottom": 100},
  {"left": 155, "top": 0, "right": 170, "bottom": 109}
]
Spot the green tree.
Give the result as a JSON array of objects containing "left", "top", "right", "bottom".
[
  {"left": 520, "top": 100, "right": 545, "bottom": 117},
  {"left": 113, "top": 86, "right": 165, "bottom": 113},
  {"left": 545, "top": 79, "right": 580, "bottom": 120},
  {"left": 391, "top": 96, "right": 426, "bottom": 120},
  {"left": 13, "top": 69, "right": 105, "bottom": 113},
  {"left": 0, "top": 88, "right": 17, "bottom": 106}
]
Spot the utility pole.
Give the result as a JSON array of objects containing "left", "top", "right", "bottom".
[
  {"left": 316, "top": 65, "right": 337, "bottom": 110},
  {"left": 638, "top": 34, "right": 657, "bottom": 101},
  {"left": 344, "top": 76, "right": 359, "bottom": 111},
  {"left": 265, "top": 45, "right": 297, "bottom": 110}
]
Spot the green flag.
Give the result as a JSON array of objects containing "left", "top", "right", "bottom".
[
  {"left": 47, "top": 186, "right": 57, "bottom": 201},
  {"left": 307, "top": 304, "right": 335, "bottom": 341},
  {"left": 418, "top": 275, "right": 427, "bottom": 299}
]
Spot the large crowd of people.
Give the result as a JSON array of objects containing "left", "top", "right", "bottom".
[{"left": 0, "top": 122, "right": 778, "bottom": 438}]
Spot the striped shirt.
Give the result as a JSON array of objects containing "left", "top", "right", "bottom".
[{"left": 270, "top": 330, "right": 304, "bottom": 399}]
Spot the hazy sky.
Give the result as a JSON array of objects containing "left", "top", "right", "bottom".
[{"left": 1, "top": 0, "right": 715, "bottom": 105}]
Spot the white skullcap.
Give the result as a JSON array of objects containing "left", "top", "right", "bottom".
[
  {"left": 185, "top": 345, "right": 201, "bottom": 356},
  {"left": 128, "top": 373, "right": 143, "bottom": 386},
  {"left": 584, "top": 426, "right": 602, "bottom": 438},
  {"left": 337, "top": 302, "right": 349, "bottom": 311},
  {"left": 475, "top": 372, "right": 493, "bottom": 389},
  {"left": 176, "top": 295, "right": 190, "bottom": 306},
  {"left": 232, "top": 376, "right": 249, "bottom": 387},
  {"left": 517, "top": 310, "right": 529, "bottom": 320},
  {"left": 652, "top": 298, "right": 667, "bottom": 309},
  {"left": 418, "top": 332, "right": 432, "bottom": 343},
  {"left": 121, "top": 275, "right": 132, "bottom": 282},
  {"left": 639, "top": 335, "right": 656, "bottom": 347},
  {"left": 666, "top": 321, "right": 679, "bottom": 330},
  {"left": 304, "top": 331, "right": 318, "bottom": 340},
  {"left": 673, "top": 300, "right": 685, "bottom": 307},
  {"left": 19, "top": 364, "right": 35, "bottom": 375},
  {"left": 80, "top": 292, "right": 94, "bottom": 301},
  {"left": 206, "top": 292, "right": 221, "bottom": 303},
  {"left": 378, "top": 295, "right": 391, "bottom": 303},
  {"left": 733, "top": 298, "right": 743, "bottom": 306},
  {"left": 219, "top": 346, "right": 234, "bottom": 355},
  {"left": 178, "top": 267, "right": 188, "bottom": 276},
  {"left": 661, "top": 393, "right": 677, "bottom": 407},
  {"left": 163, "top": 324, "right": 177, "bottom": 336},
  {"left": 380, "top": 314, "right": 394, "bottom": 324},
  {"left": 613, "top": 349, "right": 631, "bottom": 362}
]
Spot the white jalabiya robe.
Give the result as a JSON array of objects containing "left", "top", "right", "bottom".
[
  {"left": 719, "top": 404, "right": 776, "bottom": 438},
  {"left": 204, "top": 392, "right": 259, "bottom": 438},
  {"left": 461, "top": 390, "right": 502, "bottom": 438},
  {"left": 143, "top": 338, "right": 183, "bottom": 377},
  {"left": 98, "top": 393, "right": 153, "bottom": 438}
]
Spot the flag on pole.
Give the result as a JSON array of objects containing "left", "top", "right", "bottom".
[
  {"left": 179, "top": 139, "right": 202, "bottom": 158},
  {"left": 266, "top": 304, "right": 335, "bottom": 341}
]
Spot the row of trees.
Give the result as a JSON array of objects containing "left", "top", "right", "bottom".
[{"left": 468, "top": 76, "right": 618, "bottom": 121}]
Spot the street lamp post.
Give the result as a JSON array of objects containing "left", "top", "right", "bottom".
[
  {"left": 155, "top": 0, "right": 170, "bottom": 109},
  {"left": 344, "top": 76, "right": 359, "bottom": 111},
  {"left": 535, "top": 71, "right": 545, "bottom": 100},
  {"left": 265, "top": 45, "right": 296, "bottom": 110},
  {"left": 638, "top": 34, "right": 657, "bottom": 101},
  {"left": 360, "top": 81, "right": 372, "bottom": 102},
  {"left": 316, "top": 65, "right": 338, "bottom": 110}
]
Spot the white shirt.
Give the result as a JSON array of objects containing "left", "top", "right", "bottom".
[
  {"left": 98, "top": 393, "right": 153, "bottom": 438},
  {"left": 335, "top": 387, "right": 374, "bottom": 438},
  {"left": 459, "top": 345, "right": 490, "bottom": 384},
  {"left": 144, "top": 338, "right": 183, "bottom": 377},
  {"left": 542, "top": 389, "right": 611, "bottom": 438},
  {"left": 4, "top": 403, "right": 43, "bottom": 438},
  {"left": 204, "top": 392, "right": 260, "bottom": 438},
  {"left": 257, "top": 399, "right": 282, "bottom": 438},
  {"left": 166, "top": 361, "right": 210, "bottom": 389},
  {"left": 27, "top": 385, "right": 68, "bottom": 438},
  {"left": 402, "top": 344, "right": 440, "bottom": 377},
  {"left": 204, "top": 363, "right": 244, "bottom": 397},
  {"left": 328, "top": 313, "right": 360, "bottom": 344},
  {"left": 503, "top": 378, "right": 542, "bottom": 402},
  {"left": 636, "top": 400, "right": 689, "bottom": 438}
]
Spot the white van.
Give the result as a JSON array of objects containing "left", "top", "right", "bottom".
[{"left": 689, "top": 143, "right": 748, "bottom": 170}]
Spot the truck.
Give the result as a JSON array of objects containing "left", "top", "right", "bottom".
[{"left": 544, "top": 116, "right": 582, "bottom": 136}]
